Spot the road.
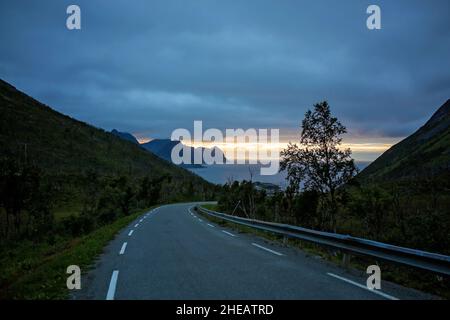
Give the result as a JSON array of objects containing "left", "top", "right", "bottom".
[{"left": 73, "top": 203, "right": 433, "bottom": 300}]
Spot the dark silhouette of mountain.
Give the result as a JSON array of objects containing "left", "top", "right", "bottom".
[
  {"left": 141, "top": 139, "right": 226, "bottom": 168},
  {"left": 111, "top": 129, "right": 139, "bottom": 144},
  {"left": 358, "top": 99, "right": 450, "bottom": 181},
  {"left": 141, "top": 139, "right": 179, "bottom": 161}
]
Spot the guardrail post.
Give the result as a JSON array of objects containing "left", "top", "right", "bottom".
[{"left": 342, "top": 252, "right": 351, "bottom": 269}]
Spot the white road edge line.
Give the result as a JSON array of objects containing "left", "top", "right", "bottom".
[
  {"left": 252, "top": 243, "right": 284, "bottom": 256},
  {"left": 119, "top": 242, "right": 127, "bottom": 255},
  {"left": 207, "top": 223, "right": 215, "bottom": 228},
  {"left": 128, "top": 230, "right": 134, "bottom": 236},
  {"left": 106, "top": 270, "right": 119, "bottom": 300},
  {"left": 188, "top": 206, "right": 203, "bottom": 222},
  {"left": 222, "top": 230, "right": 236, "bottom": 237},
  {"left": 326, "top": 272, "right": 399, "bottom": 300}
]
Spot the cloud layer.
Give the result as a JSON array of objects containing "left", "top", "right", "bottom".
[{"left": 1, "top": 0, "right": 449, "bottom": 149}]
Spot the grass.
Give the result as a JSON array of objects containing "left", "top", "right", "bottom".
[
  {"left": 201, "top": 203, "right": 219, "bottom": 211},
  {"left": 197, "top": 205, "right": 448, "bottom": 299},
  {"left": 0, "top": 206, "right": 155, "bottom": 299}
]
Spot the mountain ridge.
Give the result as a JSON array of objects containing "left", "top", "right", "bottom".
[
  {"left": 0, "top": 78, "right": 212, "bottom": 187},
  {"left": 358, "top": 99, "right": 450, "bottom": 181}
]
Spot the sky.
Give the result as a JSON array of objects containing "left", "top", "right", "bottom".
[{"left": 1, "top": 0, "right": 449, "bottom": 162}]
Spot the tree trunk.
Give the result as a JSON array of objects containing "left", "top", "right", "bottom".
[{"left": 330, "top": 190, "right": 337, "bottom": 233}]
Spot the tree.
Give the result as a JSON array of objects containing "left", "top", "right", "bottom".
[
  {"left": 138, "top": 174, "right": 168, "bottom": 206},
  {"left": 0, "top": 159, "right": 53, "bottom": 241},
  {"left": 280, "top": 101, "right": 357, "bottom": 232}
]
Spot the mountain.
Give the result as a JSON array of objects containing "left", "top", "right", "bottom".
[
  {"left": 358, "top": 99, "right": 450, "bottom": 181},
  {"left": 111, "top": 129, "right": 139, "bottom": 144},
  {"left": 141, "top": 139, "right": 179, "bottom": 161},
  {"left": 0, "top": 78, "right": 211, "bottom": 184},
  {"left": 141, "top": 139, "right": 226, "bottom": 168}
]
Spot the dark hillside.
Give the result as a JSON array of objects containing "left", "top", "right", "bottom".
[
  {"left": 0, "top": 79, "right": 208, "bottom": 182},
  {"left": 358, "top": 100, "right": 450, "bottom": 181}
]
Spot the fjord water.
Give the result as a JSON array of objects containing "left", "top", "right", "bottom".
[{"left": 189, "top": 162, "right": 371, "bottom": 187}]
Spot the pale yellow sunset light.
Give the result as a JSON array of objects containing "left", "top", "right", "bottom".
[{"left": 183, "top": 140, "right": 395, "bottom": 162}]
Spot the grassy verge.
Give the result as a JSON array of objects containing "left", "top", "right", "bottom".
[
  {"left": 201, "top": 204, "right": 219, "bottom": 211},
  {"left": 0, "top": 206, "right": 154, "bottom": 299},
  {"left": 197, "top": 205, "right": 448, "bottom": 299}
]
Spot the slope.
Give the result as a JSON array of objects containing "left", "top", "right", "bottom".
[
  {"left": 0, "top": 79, "right": 207, "bottom": 184},
  {"left": 358, "top": 99, "right": 450, "bottom": 181}
]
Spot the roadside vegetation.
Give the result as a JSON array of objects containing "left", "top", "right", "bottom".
[{"left": 0, "top": 207, "right": 154, "bottom": 299}]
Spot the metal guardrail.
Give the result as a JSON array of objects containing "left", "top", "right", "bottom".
[{"left": 196, "top": 206, "right": 450, "bottom": 276}]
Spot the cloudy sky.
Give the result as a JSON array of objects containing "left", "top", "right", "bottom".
[{"left": 1, "top": 0, "right": 449, "bottom": 161}]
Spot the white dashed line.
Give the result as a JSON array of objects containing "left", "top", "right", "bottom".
[
  {"left": 252, "top": 243, "right": 283, "bottom": 256},
  {"left": 207, "top": 223, "right": 215, "bottom": 228},
  {"left": 222, "top": 230, "right": 236, "bottom": 237},
  {"left": 198, "top": 219, "right": 203, "bottom": 222},
  {"left": 106, "top": 270, "right": 119, "bottom": 300},
  {"left": 134, "top": 223, "right": 139, "bottom": 228},
  {"left": 119, "top": 242, "right": 127, "bottom": 255},
  {"left": 326, "top": 273, "right": 399, "bottom": 300},
  {"left": 128, "top": 230, "right": 134, "bottom": 236},
  {"left": 139, "top": 219, "right": 143, "bottom": 223}
]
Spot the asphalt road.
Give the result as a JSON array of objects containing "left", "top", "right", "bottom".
[{"left": 73, "top": 203, "right": 433, "bottom": 300}]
